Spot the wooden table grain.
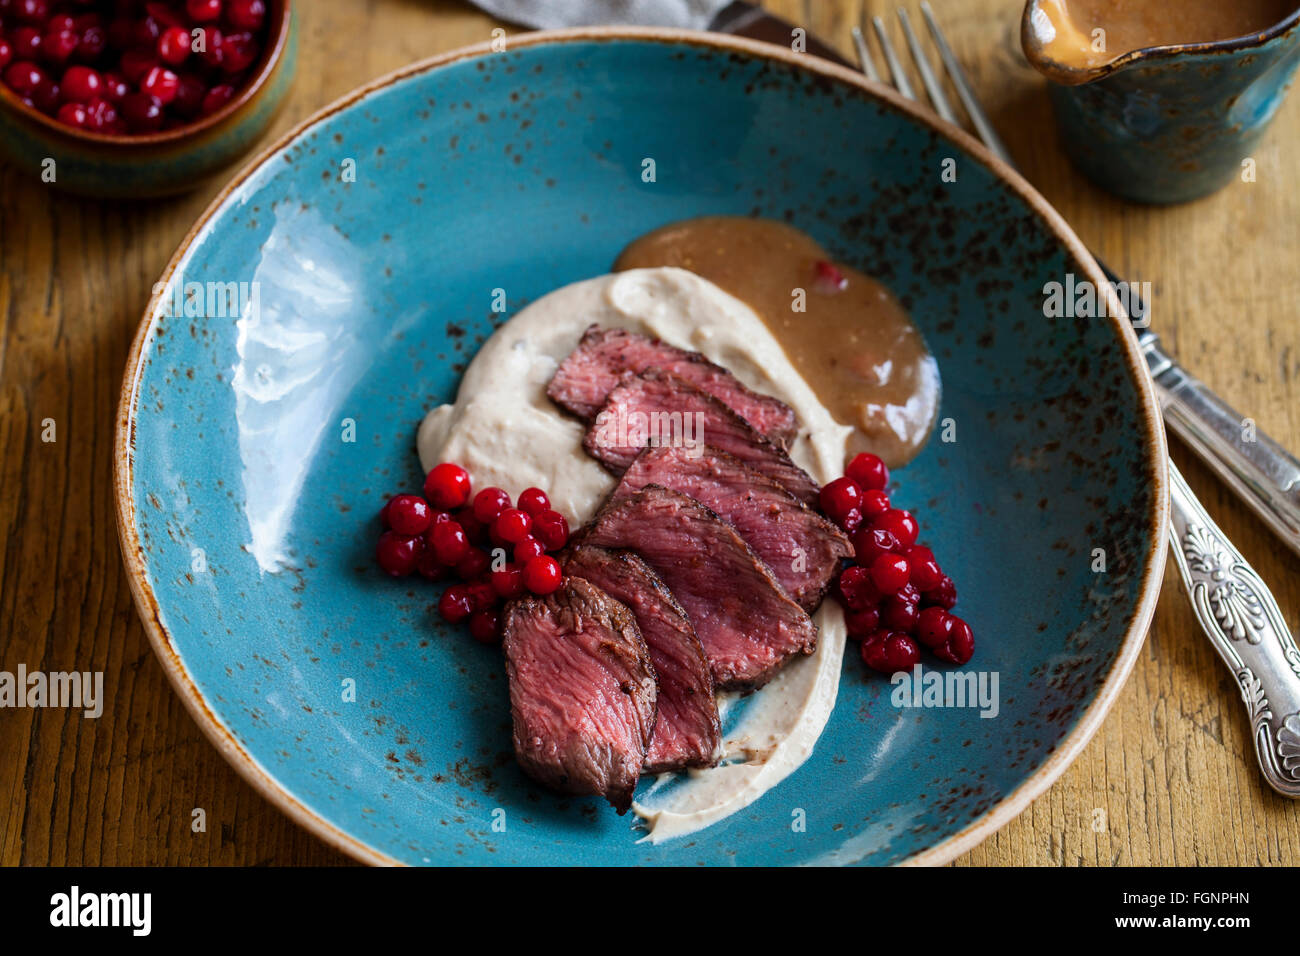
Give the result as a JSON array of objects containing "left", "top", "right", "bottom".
[{"left": 3, "top": 0, "right": 1298, "bottom": 867}]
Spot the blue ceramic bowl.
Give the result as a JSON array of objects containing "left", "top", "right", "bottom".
[{"left": 115, "top": 28, "right": 1168, "bottom": 866}]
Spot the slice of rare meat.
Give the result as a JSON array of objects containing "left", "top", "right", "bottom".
[
  {"left": 546, "top": 324, "right": 798, "bottom": 446},
  {"left": 580, "top": 485, "right": 818, "bottom": 690},
  {"left": 583, "top": 369, "right": 821, "bottom": 506},
  {"left": 611, "top": 445, "right": 852, "bottom": 612},
  {"left": 501, "top": 576, "right": 657, "bottom": 812},
  {"left": 563, "top": 545, "right": 721, "bottom": 774}
]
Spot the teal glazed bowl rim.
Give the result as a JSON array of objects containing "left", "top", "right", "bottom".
[
  {"left": 113, "top": 26, "right": 1171, "bottom": 867},
  {"left": 1021, "top": 0, "right": 1300, "bottom": 84},
  {"left": 0, "top": 0, "right": 293, "bottom": 147}
]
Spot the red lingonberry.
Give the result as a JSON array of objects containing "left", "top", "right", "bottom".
[
  {"left": 490, "top": 562, "right": 525, "bottom": 599},
  {"left": 119, "top": 48, "right": 156, "bottom": 83},
  {"left": 922, "top": 574, "right": 957, "bottom": 610},
  {"left": 415, "top": 548, "right": 447, "bottom": 582},
  {"left": 9, "top": 27, "right": 42, "bottom": 61},
  {"left": 493, "top": 508, "right": 532, "bottom": 544},
  {"left": 466, "top": 578, "right": 497, "bottom": 612},
  {"left": 75, "top": 25, "right": 107, "bottom": 61},
  {"left": 172, "top": 73, "right": 206, "bottom": 117},
  {"left": 227, "top": 0, "right": 267, "bottom": 30},
  {"left": 838, "top": 507, "right": 863, "bottom": 534},
  {"left": 516, "top": 487, "right": 550, "bottom": 517},
  {"left": 200, "top": 82, "right": 234, "bottom": 114},
  {"left": 844, "top": 607, "right": 880, "bottom": 640},
  {"left": 120, "top": 90, "right": 163, "bottom": 130},
  {"left": 905, "top": 545, "right": 943, "bottom": 591},
  {"left": 219, "top": 29, "right": 258, "bottom": 72},
  {"left": 472, "top": 486, "right": 511, "bottom": 523},
  {"left": 814, "top": 259, "right": 847, "bottom": 293},
  {"left": 932, "top": 614, "right": 974, "bottom": 664},
  {"left": 819, "top": 476, "right": 863, "bottom": 524},
  {"left": 437, "top": 585, "right": 474, "bottom": 624},
  {"left": 429, "top": 520, "right": 469, "bottom": 566},
  {"left": 140, "top": 65, "right": 179, "bottom": 105},
  {"left": 469, "top": 608, "right": 500, "bottom": 644},
  {"left": 860, "top": 488, "right": 890, "bottom": 518},
  {"left": 186, "top": 0, "right": 223, "bottom": 23},
  {"left": 522, "top": 555, "right": 562, "bottom": 595},
  {"left": 3, "top": 60, "right": 45, "bottom": 95},
  {"left": 836, "top": 564, "right": 879, "bottom": 612},
  {"left": 881, "top": 633, "right": 920, "bottom": 671},
  {"left": 452, "top": 506, "right": 487, "bottom": 545},
  {"left": 84, "top": 97, "right": 118, "bottom": 131},
  {"left": 376, "top": 531, "right": 422, "bottom": 577},
  {"left": 55, "top": 100, "right": 88, "bottom": 127},
  {"left": 862, "top": 630, "right": 919, "bottom": 673},
  {"left": 851, "top": 526, "right": 901, "bottom": 565},
  {"left": 513, "top": 535, "right": 545, "bottom": 564},
  {"left": 916, "top": 606, "right": 954, "bottom": 649},
  {"left": 533, "top": 509, "right": 569, "bottom": 551},
  {"left": 424, "top": 462, "right": 471, "bottom": 509},
  {"left": 455, "top": 546, "right": 491, "bottom": 581},
  {"left": 869, "top": 552, "right": 910, "bottom": 593},
  {"left": 385, "top": 494, "right": 432, "bottom": 536},
  {"left": 845, "top": 452, "right": 889, "bottom": 491},
  {"left": 157, "top": 26, "right": 192, "bottom": 65},
  {"left": 99, "top": 71, "right": 129, "bottom": 102},
  {"left": 41, "top": 27, "right": 79, "bottom": 64},
  {"left": 872, "top": 508, "right": 918, "bottom": 550},
  {"left": 880, "top": 595, "right": 920, "bottom": 633}
]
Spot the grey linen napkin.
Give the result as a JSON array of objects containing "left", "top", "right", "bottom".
[{"left": 467, "top": 0, "right": 733, "bottom": 30}]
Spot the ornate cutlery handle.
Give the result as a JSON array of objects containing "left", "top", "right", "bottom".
[
  {"left": 1145, "top": 332, "right": 1300, "bottom": 558},
  {"left": 1168, "top": 460, "right": 1300, "bottom": 797}
]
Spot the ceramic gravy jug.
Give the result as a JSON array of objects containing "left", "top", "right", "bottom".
[{"left": 1023, "top": 0, "right": 1300, "bottom": 203}]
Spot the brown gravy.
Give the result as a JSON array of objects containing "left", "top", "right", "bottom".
[
  {"left": 1032, "top": 0, "right": 1295, "bottom": 70},
  {"left": 615, "top": 217, "right": 939, "bottom": 468}
]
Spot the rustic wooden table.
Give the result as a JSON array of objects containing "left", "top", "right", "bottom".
[{"left": 3, "top": 0, "right": 1298, "bottom": 866}]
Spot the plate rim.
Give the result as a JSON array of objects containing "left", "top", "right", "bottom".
[{"left": 112, "top": 24, "right": 1170, "bottom": 868}]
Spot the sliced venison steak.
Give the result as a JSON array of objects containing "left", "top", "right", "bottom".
[
  {"left": 563, "top": 545, "right": 721, "bottom": 774},
  {"left": 583, "top": 369, "right": 821, "bottom": 506},
  {"left": 581, "top": 485, "right": 818, "bottom": 690},
  {"left": 547, "top": 324, "right": 798, "bottom": 446},
  {"left": 501, "top": 576, "right": 657, "bottom": 812},
  {"left": 611, "top": 445, "right": 852, "bottom": 612}
]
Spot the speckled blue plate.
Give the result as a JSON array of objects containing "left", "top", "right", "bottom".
[{"left": 114, "top": 28, "right": 1168, "bottom": 866}]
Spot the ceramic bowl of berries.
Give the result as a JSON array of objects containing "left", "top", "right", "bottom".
[
  {"left": 115, "top": 30, "right": 1167, "bottom": 866},
  {"left": 0, "top": 0, "right": 296, "bottom": 197}
]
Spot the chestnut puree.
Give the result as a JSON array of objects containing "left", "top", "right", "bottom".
[
  {"left": 614, "top": 217, "right": 939, "bottom": 468},
  {"left": 1032, "top": 0, "right": 1296, "bottom": 71}
]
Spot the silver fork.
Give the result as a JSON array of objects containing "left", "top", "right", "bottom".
[{"left": 853, "top": 2, "right": 1300, "bottom": 798}]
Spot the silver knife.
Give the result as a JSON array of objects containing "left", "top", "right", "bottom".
[{"left": 1169, "top": 463, "right": 1300, "bottom": 796}]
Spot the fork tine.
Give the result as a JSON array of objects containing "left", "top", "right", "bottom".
[
  {"left": 897, "top": 7, "right": 957, "bottom": 124},
  {"left": 850, "top": 25, "right": 881, "bottom": 83},
  {"left": 918, "top": 0, "right": 1013, "bottom": 165},
  {"left": 871, "top": 16, "right": 916, "bottom": 100}
]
